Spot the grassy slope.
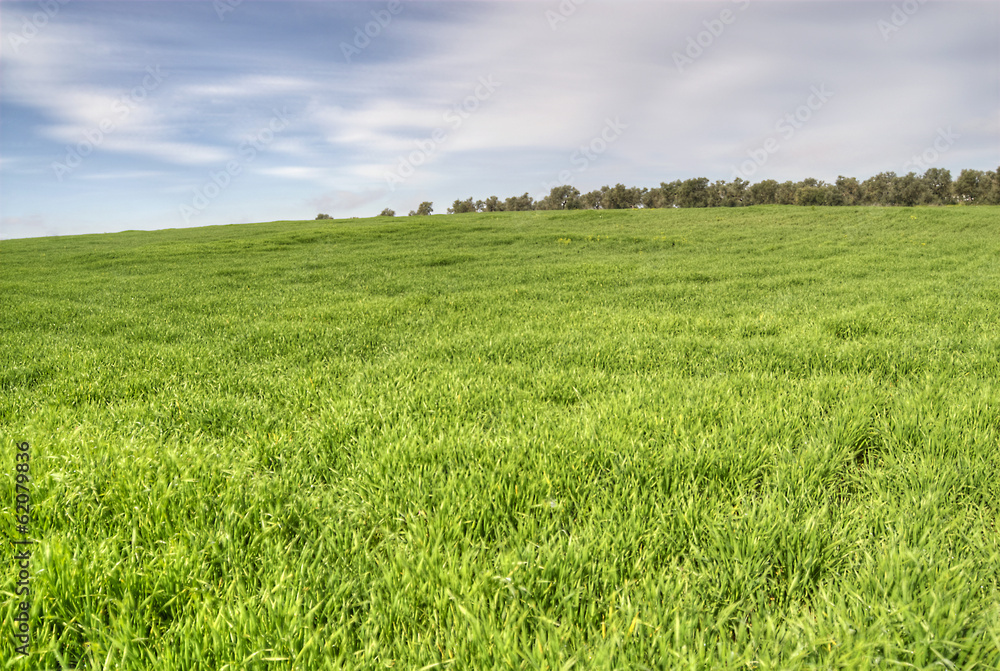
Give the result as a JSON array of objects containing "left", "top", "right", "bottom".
[{"left": 2, "top": 206, "right": 999, "bottom": 669}]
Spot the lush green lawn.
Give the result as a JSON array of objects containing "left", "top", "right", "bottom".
[{"left": 2, "top": 206, "right": 999, "bottom": 669}]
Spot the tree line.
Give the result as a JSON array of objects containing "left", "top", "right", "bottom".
[{"left": 315, "top": 167, "right": 1000, "bottom": 220}]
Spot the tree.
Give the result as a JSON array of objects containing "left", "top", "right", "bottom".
[
  {"left": 833, "top": 176, "right": 861, "bottom": 206},
  {"left": 447, "top": 197, "right": 477, "bottom": 214},
  {"left": 795, "top": 185, "right": 827, "bottom": 206},
  {"left": 483, "top": 196, "right": 504, "bottom": 212},
  {"left": 715, "top": 178, "right": 748, "bottom": 207},
  {"left": 581, "top": 190, "right": 603, "bottom": 209},
  {"left": 775, "top": 181, "right": 798, "bottom": 205},
  {"left": 860, "top": 172, "right": 898, "bottom": 205},
  {"left": 315, "top": 213, "right": 332, "bottom": 220},
  {"left": 642, "top": 181, "right": 680, "bottom": 209},
  {"left": 408, "top": 201, "right": 433, "bottom": 216},
  {"left": 986, "top": 168, "right": 1000, "bottom": 205},
  {"left": 707, "top": 180, "right": 726, "bottom": 208},
  {"left": 921, "top": 168, "right": 953, "bottom": 205},
  {"left": 676, "top": 177, "right": 710, "bottom": 208},
  {"left": 954, "top": 169, "right": 986, "bottom": 203},
  {"left": 629, "top": 186, "right": 648, "bottom": 208},
  {"left": 600, "top": 184, "right": 645, "bottom": 209},
  {"left": 378, "top": 208, "right": 396, "bottom": 217},
  {"left": 655, "top": 180, "right": 681, "bottom": 208},
  {"left": 747, "top": 179, "right": 778, "bottom": 205},
  {"left": 640, "top": 189, "right": 657, "bottom": 209},
  {"left": 538, "top": 185, "right": 582, "bottom": 210},
  {"left": 894, "top": 172, "right": 928, "bottom": 207},
  {"left": 503, "top": 192, "right": 535, "bottom": 211}
]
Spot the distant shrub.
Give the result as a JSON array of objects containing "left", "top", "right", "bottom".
[
  {"left": 379, "top": 208, "right": 396, "bottom": 217},
  {"left": 796, "top": 186, "right": 827, "bottom": 207},
  {"left": 448, "top": 198, "right": 478, "bottom": 214},
  {"left": 315, "top": 213, "right": 333, "bottom": 220},
  {"left": 408, "top": 202, "right": 433, "bottom": 216}
]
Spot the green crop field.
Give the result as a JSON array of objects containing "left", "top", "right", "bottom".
[{"left": 2, "top": 206, "right": 999, "bottom": 669}]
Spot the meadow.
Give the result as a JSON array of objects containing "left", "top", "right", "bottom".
[{"left": 2, "top": 205, "right": 999, "bottom": 669}]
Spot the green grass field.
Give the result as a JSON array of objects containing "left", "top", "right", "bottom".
[{"left": 2, "top": 206, "right": 999, "bottom": 669}]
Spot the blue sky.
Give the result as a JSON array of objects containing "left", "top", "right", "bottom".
[{"left": 1, "top": 0, "right": 998, "bottom": 239}]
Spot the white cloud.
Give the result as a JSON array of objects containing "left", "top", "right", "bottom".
[
  {"left": 255, "top": 166, "right": 329, "bottom": 181},
  {"left": 177, "top": 75, "right": 316, "bottom": 100},
  {"left": 76, "top": 170, "right": 170, "bottom": 181},
  {"left": 4, "top": 21, "right": 246, "bottom": 167}
]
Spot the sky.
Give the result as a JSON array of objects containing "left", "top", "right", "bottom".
[{"left": 0, "top": 0, "right": 998, "bottom": 240}]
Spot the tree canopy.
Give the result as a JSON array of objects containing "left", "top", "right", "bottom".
[{"left": 383, "top": 167, "right": 999, "bottom": 219}]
